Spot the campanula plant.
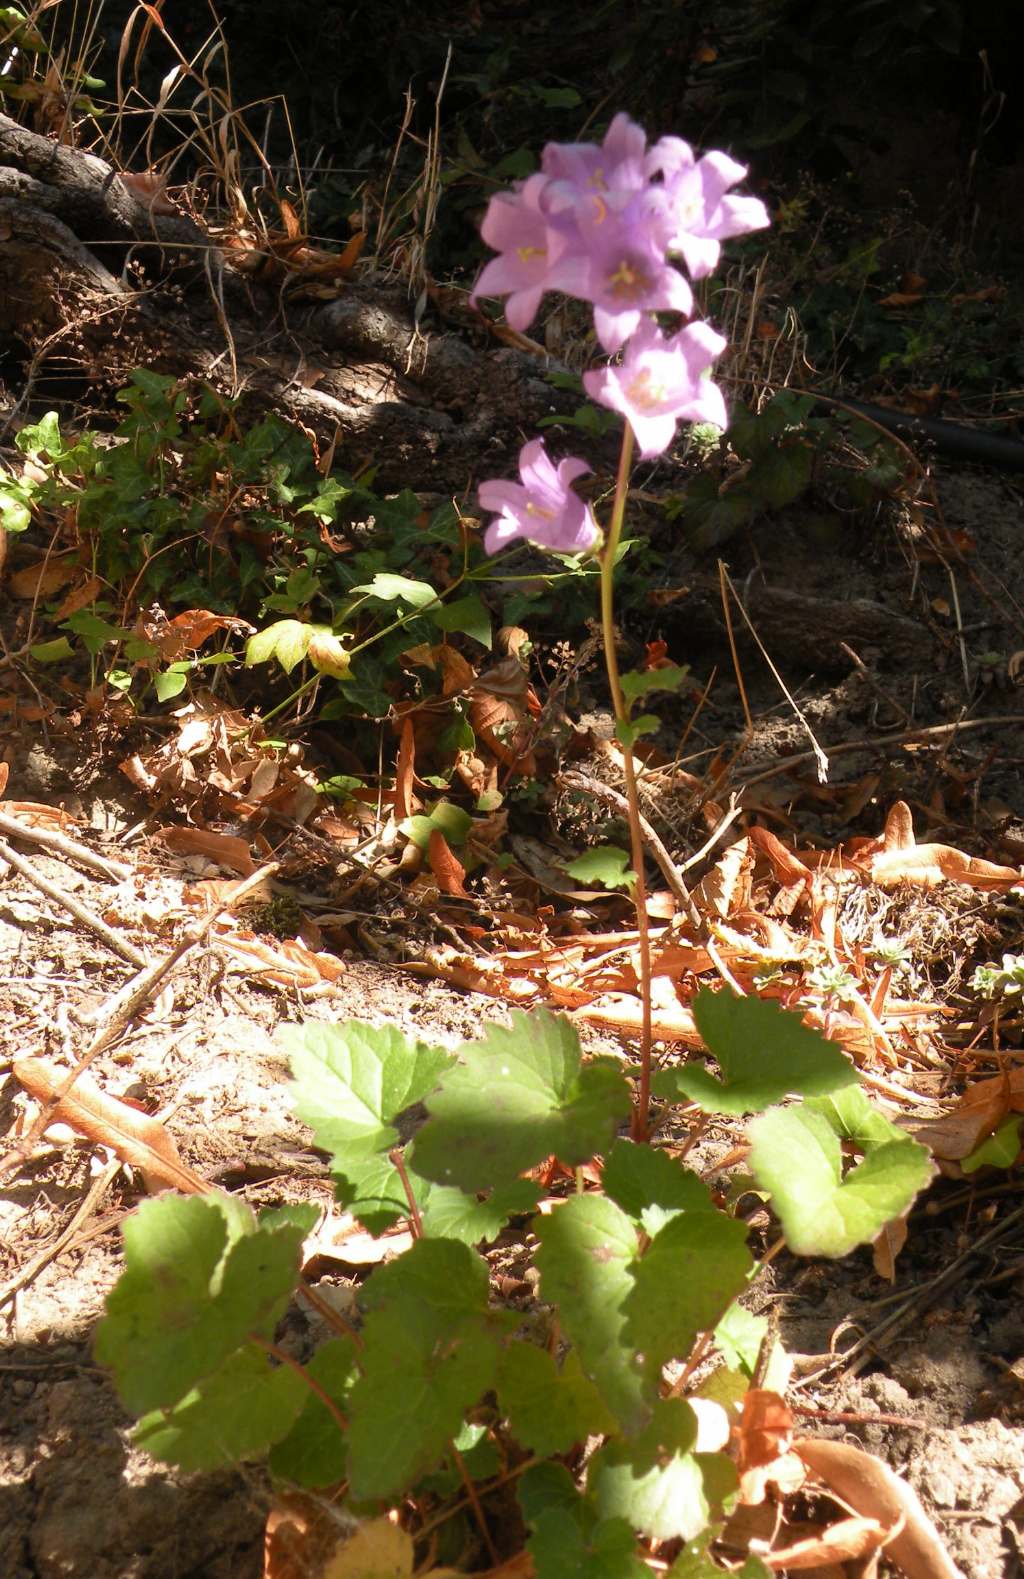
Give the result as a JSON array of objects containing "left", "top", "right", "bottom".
[{"left": 473, "top": 113, "right": 769, "bottom": 1134}]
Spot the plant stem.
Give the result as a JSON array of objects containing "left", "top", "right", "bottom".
[{"left": 598, "top": 424, "right": 653, "bottom": 1141}]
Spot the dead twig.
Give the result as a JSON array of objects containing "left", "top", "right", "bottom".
[
  {"left": 0, "top": 834, "right": 147, "bottom": 968},
  {"left": 0, "top": 863, "right": 279, "bottom": 1183},
  {"left": 0, "top": 808, "right": 132, "bottom": 882},
  {"left": 0, "top": 1157, "right": 121, "bottom": 1312}
]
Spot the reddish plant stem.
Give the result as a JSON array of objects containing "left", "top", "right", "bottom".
[{"left": 598, "top": 423, "right": 654, "bottom": 1140}]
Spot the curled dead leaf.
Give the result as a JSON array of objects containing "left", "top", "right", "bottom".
[
  {"left": 13, "top": 1057, "right": 206, "bottom": 1194},
  {"left": 795, "top": 1436, "right": 963, "bottom": 1579}
]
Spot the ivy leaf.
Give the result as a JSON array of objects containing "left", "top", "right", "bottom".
[
  {"left": 419, "top": 1179, "right": 541, "bottom": 1246},
  {"left": 748, "top": 1106, "right": 934, "bottom": 1256},
  {"left": 619, "top": 665, "right": 690, "bottom": 705},
  {"left": 588, "top": 1400, "right": 736, "bottom": 1541},
  {"left": 534, "top": 1195, "right": 649, "bottom": 1433},
  {"left": 413, "top": 1010, "right": 631, "bottom": 1193},
  {"left": 399, "top": 801, "right": 473, "bottom": 850},
  {"left": 624, "top": 1213, "right": 752, "bottom": 1386},
  {"left": 133, "top": 1343, "right": 306, "bottom": 1471},
  {"left": 497, "top": 1343, "right": 615, "bottom": 1456},
  {"left": 268, "top": 1337, "right": 358, "bottom": 1488},
  {"left": 602, "top": 1138, "right": 713, "bottom": 1235},
  {"left": 95, "top": 1194, "right": 316, "bottom": 1415},
  {"left": 431, "top": 593, "right": 493, "bottom": 648},
  {"left": 346, "top": 1239, "right": 510, "bottom": 1499},
  {"left": 351, "top": 572, "right": 438, "bottom": 609},
  {"left": 519, "top": 1470, "right": 648, "bottom": 1579},
  {"left": 245, "top": 619, "right": 313, "bottom": 674},
  {"left": 564, "top": 846, "right": 635, "bottom": 891},
  {"left": 668, "top": 1542, "right": 772, "bottom": 1577},
  {"left": 652, "top": 990, "right": 859, "bottom": 1115}
]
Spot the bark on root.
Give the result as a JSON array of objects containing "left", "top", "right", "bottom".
[{"left": 0, "top": 112, "right": 564, "bottom": 492}]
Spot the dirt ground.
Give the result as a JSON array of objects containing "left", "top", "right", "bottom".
[{"left": 2, "top": 446, "right": 1024, "bottom": 1577}]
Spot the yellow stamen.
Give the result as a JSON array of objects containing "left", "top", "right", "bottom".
[{"left": 626, "top": 370, "right": 668, "bottom": 411}]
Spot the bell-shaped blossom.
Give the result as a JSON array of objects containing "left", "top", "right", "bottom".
[
  {"left": 566, "top": 201, "right": 694, "bottom": 353},
  {"left": 583, "top": 317, "right": 727, "bottom": 457},
  {"left": 470, "top": 173, "right": 569, "bottom": 333},
  {"left": 478, "top": 438, "right": 599, "bottom": 556},
  {"left": 647, "top": 138, "right": 770, "bottom": 278},
  {"left": 541, "top": 111, "right": 649, "bottom": 219}
]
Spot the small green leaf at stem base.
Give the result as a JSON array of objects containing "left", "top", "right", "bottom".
[
  {"left": 749, "top": 1105, "right": 933, "bottom": 1256},
  {"left": 652, "top": 989, "right": 859, "bottom": 1115}
]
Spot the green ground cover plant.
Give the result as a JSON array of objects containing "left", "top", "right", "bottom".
[{"left": 95, "top": 993, "right": 933, "bottom": 1573}]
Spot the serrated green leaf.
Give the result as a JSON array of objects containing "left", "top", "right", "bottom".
[
  {"left": 95, "top": 1194, "right": 316, "bottom": 1415},
  {"left": 534, "top": 1195, "right": 649, "bottom": 1432},
  {"left": 419, "top": 1179, "right": 540, "bottom": 1245},
  {"left": 713, "top": 1302, "right": 767, "bottom": 1376},
  {"left": 529, "top": 1512, "right": 649, "bottom": 1579},
  {"left": 652, "top": 990, "right": 859, "bottom": 1115},
  {"left": 962, "top": 1116, "right": 1022, "bottom": 1174},
  {"left": 624, "top": 1213, "right": 752, "bottom": 1385},
  {"left": 268, "top": 1337, "right": 358, "bottom": 1487},
  {"left": 806, "top": 1084, "right": 907, "bottom": 1149},
  {"left": 133, "top": 1342, "right": 306, "bottom": 1471},
  {"left": 498, "top": 1343, "right": 615, "bottom": 1456},
  {"left": 346, "top": 1239, "right": 506, "bottom": 1498},
  {"left": 283, "top": 1019, "right": 453, "bottom": 1161},
  {"left": 431, "top": 593, "right": 493, "bottom": 647},
  {"left": 619, "top": 665, "right": 690, "bottom": 705},
  {"left": 602, "top": 1138, "right": 713, "bottom": 1235},
  {"left": 336, "top": 1150, "right": 431, "bottom": 1235},
  {"left": 413, "top": 1010, "right": 631, "bottom": 1193},
  {"left": 669, "top": 1540, "right": 771, "bottom": 1578},
  {"left": 588, "top": 1400, "right": 735, "bottom": 1541},
  {"left": 351, "top": 572, "right": 438, "bottom": 609},
  {"left": 748, "top": 1106, "right": 934, "bottom": 1256},
  {"left": 565, "top": 846, "right": 635, "bottom": 891}
]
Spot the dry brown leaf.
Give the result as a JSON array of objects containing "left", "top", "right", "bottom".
[
  {"left": 428, "top": 828, "right": 468, "bottom": 897},
  {"left": 303, "top": 1213, "right": 414, "bottom": 1269},
  {"left": 157, "top": 826, "right": 255, "bottom": 876},
  {"left": 913, "top": 1069, "right": 1023, "bottom": 1159},
  {"left": 872, "top": 1213, "right": 909, "bottom": 1282},
  {"left": 860, "top": 801, "right": 1022, "bottom": 890},
  {"left": 219, "top": 932, "right": 345, "bottom": 989},
  {"left": 694, "top": 836, "right": 753, "bottom": 918},
  {"left": 437, "top": 643, "right": 476, "bottom": 697},
  {"left": 748, "top": 825, "right": 814, "bottom": 887},
  {"left": 7, "top": 554, "right": 80, "bottom": 600},
  {"left": 13, "top": 1056, "right": 206, "bottom": 1194},
  {"left": 734, "top": 1389, "right": 794, "bottom": 1473},
  {"left": 394, "top": 716, "right": 416, "bottom": 823},
  {"left": 795, "top": 1436, "right": 964, "bottom": 1579},
  {"left": 765, "top": 1515, "right": 890, "bottom": 1570},
  {"left": 53, "top": 574, "right": 104, "bottom": 621}
]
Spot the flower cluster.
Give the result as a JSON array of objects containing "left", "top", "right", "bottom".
[{"left": 474, "top": 113, "right": 768, "bottom": 554}]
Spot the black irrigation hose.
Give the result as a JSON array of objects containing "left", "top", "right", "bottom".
[{"left": 813, "top": 393, "right": 1024, "bottom": 473}]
